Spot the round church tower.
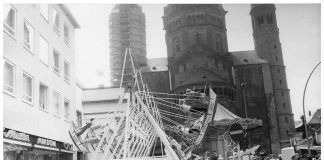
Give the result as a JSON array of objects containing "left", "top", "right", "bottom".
[{"left": 163, "top": 4, "right": 235, "bottom": 108}]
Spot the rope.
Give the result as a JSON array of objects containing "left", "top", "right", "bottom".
[{"left": 153, "top": 98, "right": 205, "bottom": 115}]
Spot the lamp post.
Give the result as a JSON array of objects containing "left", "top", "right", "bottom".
[
  {"left": 241, "top": 83, "right": 250, "bottom": 148},
  {"left": 302, "top": 62, "right": 321, "bottom": 157}
]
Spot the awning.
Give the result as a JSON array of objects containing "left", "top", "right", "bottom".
[{"left": 210, "top": 103, "right": 262, "bottom": 129}]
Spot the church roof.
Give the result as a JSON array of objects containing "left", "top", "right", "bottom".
[
  {"left": 140, "top": 58, "right": 168, "bottom": 72},
  {"left": 230, "top": 50, "right": 267, "bottom": 66}
]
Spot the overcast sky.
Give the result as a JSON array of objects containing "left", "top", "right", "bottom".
[{"left": 68, "top": 4, "right": 321, "bottom": 121}]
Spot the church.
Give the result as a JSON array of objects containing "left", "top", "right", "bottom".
[{"left": 109, "top": 4, "right": 296, "bottom": 155}]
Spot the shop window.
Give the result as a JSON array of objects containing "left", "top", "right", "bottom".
[
  {"left": 23, "top": 20, "right": 35, "bottom": 52},
  {"left": 3, "top": 60, "right": 15, "bottom": 95},
  {"left": 76, "top": 111, "right": 82, "bottom": 127},
  {"left": 64, "top": 61, "right": 70, "bottom": 82},
  {"left": 39, "top": 35, "right": 49, "bottom": 65},
  {"left": 39, "top": 83, "right": 48, "bottom": 110},
  {"left": 64, "top": 98, "right": 70, "bottom": 120},
  {"left": 52, "top": 8, "right": 60, "bottom": 34},
  {"left": 53, "top": 50, "right": 60, "bottom": 74},
  {"left": 23, "top": 72, "right": 33, "bottom": 104},
  {"left": 40, "top": 4, "right": 49, "bottom": 21},
  {"left": 53, "top": 91, "right": 60, "bottom": 116},
  {"left": 3, "top": 4, "right": 16, "bottom": 37},
  {"left": 64, "top": 23, "right": 70, "bottom": 45}
]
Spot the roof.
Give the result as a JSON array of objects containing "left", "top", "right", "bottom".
[
  {"left": 309, "top": 109, "right": 321, "bottom": 125},
  {"left": 230, "top": 50, "right": 267, "bottom": 66},
  {"left": 140, "top": 58, "right": 168, "bottom": 72},
  {"left": 82, "top": 87, "right": 125, "bottom": 102},
  {"left": 58, "top": 4, "right": 80, "bottom": 28}
]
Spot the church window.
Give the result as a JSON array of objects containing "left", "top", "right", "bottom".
[
  {"left": 218, "top": 61, "right": 223, "bottom": 70},
  {"left": 223, "top": 62, "right": 226, "bottom": 69},
  {"left": 281, "top": 91, "right": 284, "bottom": 96},
  {"left": 279, "top": 80, "right": 282, "bottom": 84},
  {"left": 267, "top": 15, "right": 273, "bottom": 24},
  {"left": 179, "top": 64, "right": 185, "bottom": 73},
  {"left": 214, "top": 34, "right": 222, "bottom": 51},
  {"left": 173, "top": 37, "right": 181, "bottom": 54},
  {"left": 283, "top": 102, "right": 286, "bottom": 108},
  {"left": 276, "top": 56, "right": 278, "bottom": 61},
  {"left": 285, "top": 117, "right": 288, "bottom": 123},
  {"left": 274, "top": 44, "right": 277, "bottom": 48},
  {"left": 257, "top": 16, "right": 264, "bottom": 26}
]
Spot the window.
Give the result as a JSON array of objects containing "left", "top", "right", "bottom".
[
  {"left": 52, "top": 8, "right": 60, "bottom": 33},
  {"left": 285, "top": 117, "right": 288, "bottom": 123},
  {"left": 281, "top": 91, "right": 284, "bottom": 96},
  {"left": 64, "top": 99, "right": 70, "bottom": 120},
  {"left": 179, "top": 64, "right": 185, "bottom": 73},
  {"left": 39, "top": 83, "right": 48, "bottom": 110},
  {"left": 53, "top": 91, "right": 60, "bottom": 116},
  {"left": 64, "top": 61, "right": 70, "bottom": 82},
  {"left": 3, "top": 4, "right": 16, "bottom": 37},
  {"left": 53, "top": 50, "right": 60, "bottom": 74},
  {"left": 277, "top": 68, "right": 280, "bottom": 73},
  {"left": 76, "top": 111, "right": 82, "bottom": 127},
  {"left": 23, "top": 73, "right": 33, "bottom": 104},
  {"left": 39, "top": 36, "right": 49, "bottom": 65},
  {"left": 267, "top": 15, "right": 273, "bottom": 24},
  {"left": 214, "top": 34, "right": 222, "bottom": 51},
  {"left": 257, "top": 16, "right": 264, "bottom": 26},
  {"left": 283, "top": 102, "right": 286, "bottom": 108},
  {"left": 279, "top": 80, "right": 282, "bottom": 84},
  {"left": 276, "top": 56, "right": 278, "bottom": 61},
  {"left": 40, "top": 4, "right": 48, "bottom": 21},
  {"left": 23, "top": 20, "right": 35, "bottom": 52},
  {"left": 64, "top": 23, "right": 70, "bottom": 45},
  {"left": 173, "top": 37, "right": 181, "bottom": 54},
  {"left": 3, "top": 61, "right": 15, "bottom": 94}
]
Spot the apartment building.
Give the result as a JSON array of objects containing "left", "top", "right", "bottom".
[{"left": 3, "top": 4, "right": 82, "bottom": 160}]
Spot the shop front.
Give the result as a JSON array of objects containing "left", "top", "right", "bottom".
[{"left": 3, "top": 128, "right": 75, "bottom": 160}]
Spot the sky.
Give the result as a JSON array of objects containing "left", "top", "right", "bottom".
[{"left": 67, "top": 4, "right": 321, "bottom": 121}]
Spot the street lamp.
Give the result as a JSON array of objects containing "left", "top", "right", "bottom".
[
  {"left": 241, "top": 82, "right": 250, "bottom": 148},
  {"left": 302, "top": 62, "right": 321, "bottom": 157}
]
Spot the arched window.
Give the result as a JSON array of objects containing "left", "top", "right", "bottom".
[
  {"left": 178, "top": 64, "right": 185, "bottom": 73},
  {"left": 267, "top": 15, "right": 273, "bottom": 24},
  {"left": 257, "top": 16, "right": 264, "bottom": 26},
  {"left": 214, "top": 34, "right": 222, "bottom": 51},
  {"left": 173, "top": 37, "right": 181, "bottom": 54}
]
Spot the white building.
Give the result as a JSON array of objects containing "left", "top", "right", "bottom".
[
  {"left": 82, "top": 87, "right": 125, "bottom": 125},
  {"left": 3, "top": 4, "right": 83, "bottom": 160}
]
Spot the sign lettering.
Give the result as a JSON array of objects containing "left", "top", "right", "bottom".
[
  {"left": 37, "top": 138, "right": 56, "bottom": 147},
  {"left": 3, "top": 129, "right": 30, "bottom": 142}
]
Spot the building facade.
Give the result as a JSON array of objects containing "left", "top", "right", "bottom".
[
  {"left": 109, "top": 4, "right": 147, "bottom": 87},
  {"left": 3, "top": 4, "right": 82, "bottom": 160}
]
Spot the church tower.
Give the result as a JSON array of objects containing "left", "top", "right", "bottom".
[
  {"left": 109, "top": 4, "right": 147, "bottom": 87},
  {"left": 250, "top": 4, "right": 295, "bottom": 149},
  {"left": 163, "top": 5, "right": 235, "bottom": 107}
]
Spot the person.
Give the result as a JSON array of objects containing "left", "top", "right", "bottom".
[
  {"left": 77, "top": 118, "right": 94, "bottom": 136},
  {"left": 211, "top": 151, "right": 218, "bottom": 160}
]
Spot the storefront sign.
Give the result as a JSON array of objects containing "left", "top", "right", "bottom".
[
  {"left": 3, "top": 128, "right": 73, "bottom": 151},
  {"left": 37, "top": 137, "right": 56, "bottom": 147},
  {"left": 3, "top": 129, "right": 30, "bottom": 142}
]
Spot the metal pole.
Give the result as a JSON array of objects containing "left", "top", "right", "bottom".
[
  {"left": 302, "top": 62, "right": 321, "bottom": 157},
  {"left": 241, "top": 83, "right": 250, "bottom": 148}
]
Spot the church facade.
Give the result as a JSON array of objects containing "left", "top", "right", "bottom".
[{"left": 141, "top": 4, "right": 295, "bottom": 154}]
